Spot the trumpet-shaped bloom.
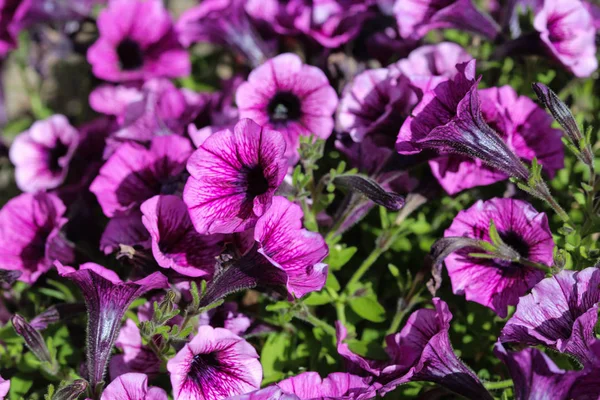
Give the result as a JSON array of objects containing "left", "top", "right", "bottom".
[
  {"left": 443, "top": 198, "right": 554, "bottom": 317},
  {"left": 501, "top": 267, "right": 600, "bottom": 367},
  {"left": 0, "top": 193, "right": 73, "bottom": 284},
  {"left": 167, "top": 325, "right": 262, "bottom": 400},
  {"left": 87, "top": 0, "right": 190, "bottom": 82},
  {"left": 101, "top": 373, "right": 167, "bottom": 400},
  {"left": 236, "top": 53, "right": 338, "bottom": 160},
  {"left": 56, "top": 262, "right": 168, "bottom": 389},
  {"left": 9, "top": 115, "right": 80, "bottom": 193},
  {"left": 337, "top": 298, "right": 492, "bottom": 399},
  {"left": 90, "top": 135, "right": 193, "bottom": 217},
  {"left": 533, "top": 0, "right": 597, "bottom": 77},
  {"left": 141, "top": 195, "right": 224, "bottom": 277},
  {"left": 394, "top": 0, "right": 499, "bottom": 40},
  {"left": 337, "top": 68, "right": 416, "bottom": 146},
  {"left": 184, "top": 119, "right": 287, "bottom": 235}
]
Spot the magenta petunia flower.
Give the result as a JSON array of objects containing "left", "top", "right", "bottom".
[
  {"left": 501, "top": 267, "right": 600, "bottom": 367},
  {"left": 109, "top": 319, "right": 160, "bottom": 380},
  {"left": 166, "top": 325, "right": 262, "bottom": 400},
  {"left": 90, "top": 135, "right": 193, "bottom": 217},
  {"left": 236, "top": 53, "right": 338, "bottom": 159},
  {"left": 337, "top": 68, "right": 416, "bottom": 146},
  {"left": 100, "top": 211, "right": 151, "bottom": 255},
  {"left": 199, "top": 302, "right": 252, "bottom": 336},
  {"left": 583, "top": 0, "right": 600, "bottom": 30},
  {"left": 101, "top": 373, "right": 167, "bottom": 400},
  {"left": 9, "top": 115, "right": 80, "bottom": 193},
  {"left": 183, "top": 119, "right": 287, "bottom": 235},
  {"left": 0, "top": 375, "right": 9, "bottom": 399},
  {"left": 176, "top": 0, "right": 271, "bottom": 67},
  {"left": 0, "top": 0, "right": 29, "bottom": 56},
  {"left": 228, "top": 371, "right": 377, "bottom": 400},
  {"left": 533, "top": 0, "right": 597, "bottom": 78},
  {"left": 336, "top": 298, "right": 492, "bottom": 399},
  {"left": 87, "top": 0, "right": 190, "bottom": 82},
  {"left": 0, "top": 192, "right": 74, "bottom": 284},
  {"left": 141, "top": 195, "right": 225, "bottom": 277},
  {"left": 56, "top": 262, "right": 168, "bottom": 389},
  {"left": 394, "top": 0, "right": 500, "bottom": 40},
  {"left": 443, "top": 198, "right": 554, "bottom": 318}
]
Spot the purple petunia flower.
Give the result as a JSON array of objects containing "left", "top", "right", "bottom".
[
  {"left": 199, "top": 302, "right": 252, "bottom": 336},
  {"left": 0, "top": 0, "right": 29, "bottom": 57},
  {"left": 101, "top": 373, "right": 167, "bottom": 400},
  {"left": 0, "top": 192, "right": 73, "bottom": 284},
  {"left": 56, "top": 262, "right": 168, "bottom": 390},
  {"left": 227, "top": 371, "right": 377, "bottom": 400},
  {"left": 533, "top": 0, "right": 597, "bottom": 78},
  {"left": 501, "top": 267, "right": 600, "bottom": 367},
  {"left": 87, "top": 0, "right": 190, "bottom": 82},
  {"left": 109, "top": 319, "right": 160, "bottom": 380},
  {"left": 236, "top": 53, "right": 338, "bottom": 160},
  {"left": 100, "top": 210, "right": 151, "bottom": 255},
  {"left": 176, "top": 0, "right": 271, "bottom": 67},
  {"left": 141, "top": 195, "right": 224, "bottom": 277},
  {"left": 337, "top": 68, "right": 416, "bottom": 147},
  {"left": 90, "top": 135, "right": 193, "bottom": 218},
  {"left": 394, "top": 0, "right": 500, "bottom": 40},
  {"left": 443, "top": 198, "right": 554, "bottom": 317},
  {"left": 183, "top": 119, "right": 287, "bottom": 235},
  {"left": 337, "top": 298, "right": 492, "bottom": 399},
  {"left": 9, "top": 115, "right": 80, "bottom": 193},
  {"left": 166, "top": 325, "right": 262, "bottom": 400}
]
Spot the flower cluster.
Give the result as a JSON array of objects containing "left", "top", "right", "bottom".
[{"left": 0, "top": 0, "right": 599, "bottom": 399}]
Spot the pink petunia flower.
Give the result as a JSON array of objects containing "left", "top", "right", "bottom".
[
  {"left": 183, "top": 119, "right": 287, "bottom": 235},
  {"left": 90, "top": 135, "right": 193, "bottom": 218},
  {"left": 109, "top": 319, "right": 160, "bottom": 380},
  {"left": 0, "top": 192, "right": 74, "bottom": 284},
  {"left": 533, "top": 0, "right": 597, "bottom": 78},
  {"left": 236, "top": 53, "right": 338, "bottom": 160},
  {"left": 101, "top": 373, "right": 167, "bottom": 400},
  {"left": 87, "top": 0, "right": 190, "bottom": 82},
  {"left": 443, "top": 198, "right": 554, "bottom": 318},
  {"left": 167, "top": 325, "right": 262, "bottom": 400},
  {"left": 9, "top": 115, "right": 80, "bottom": 193},
  {"left": 0, "top": 375, "right": 9, "bottom": 399}
]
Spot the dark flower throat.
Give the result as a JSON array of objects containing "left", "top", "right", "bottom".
[
  {"left": 117, "top": 38, "right": 144, "bottom": 70},
  {"left": 267, "top": 91, "right": 302, "bottom": 123}
]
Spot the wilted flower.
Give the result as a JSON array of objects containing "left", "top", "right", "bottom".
[
  {"left": 442, "top": 198, "right": 554, "bottom": 318},
  {"left": 56, "top": 262, "right": 168, "bottom": 389},
  {"left": 337, "top": 298, "right": 492, "bottom": 399},
  {"left": 184, "top": 119, "right": 287, "bottom": 235},
  {"left": 228, "top": 371, "right": 377, "bottom": 400},
  {"left": 166, "top": 325, "right": 262, "bottom": 400},
  {"left": 9, "top": 115, "right": 79, "bottom": 193},
  {"left": 0, "top": 192, "right": 74, "bottom": 284},
  {"left": 102, "top": 373, "right": 167, "bottom": 400},
  {"left": 236, "top": 53, "right": 338, "bottom": 160},
  {"left": 109, "top": 319, "right": 160, "bottom": 380},
  {"left": 87, "top": 0, "right": 190, "bottom": 82},
  {"left": 90, "top": 135, "right": 193, "bottom": 217},
  {"left": 533, "top": 0, "right": 597, "bottom": 77},
  {"left": 501, "top": 267, "right": 600, "bottom": 367},
  {"left": 394, "top": 0, "right": 500, "bottom": 40},
  {"left": 176, "top": 0, "right": 271, "bottom": 66},
  {"left": 141, "top": 195, "right": 224, "bottom": 277}
]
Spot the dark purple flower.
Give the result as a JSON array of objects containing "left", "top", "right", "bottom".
[
  {"left": 236, "top": 53, "right": 338, "bottom": 160},
  {"left": 183, "top": 119, "right": 287, "bottom": 235},
  {"left": 99, "top": 210, "right": 151, "bottom": 255},
  {"left": 141, "top": 195, "right": 224, "bottom": 277},
  {"left": 337, "top": 298, "right": 493, "bottom": 399},
  {"left": 533, "top": 0, "right": 597, "bottom": 77},
  {"left": 109, "top": 319, "right": 160, "bottom": 380},
  {"left": 90, "top": 135, "right": 193, "bottom": 217},
  {"left": 394, "top": 0, "right": 500, "bottom": 40},
  {"left": 9, "top": 115, "right": 80, "bottom": 192},
  {"left": 176, "top": 0, "right": 271, "bottom": 67},
  {"left": 12, "top": 314, "right": 54, "bottom": 367},
  {"left": 166, "top": 325, "right": 262, "bottom": 400},
  {"left": 102, "top": 373, "right": 167, "bottom": 400},
  {"left": 0, "top": 192, "right": 73, "bottom": 284},
  {"left": 501, "top": 267, "right": 600, "bottom": 367},
  {"left": 0, "top": 0, "right": 29, "bottom": 56},
  {"left": 87, "top": 0, "right": 190, "bottom": 82},
  {"left": 56, "top": 262, "right": 168, "bottom": 390}
]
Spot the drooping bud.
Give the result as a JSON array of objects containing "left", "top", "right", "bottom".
[
  {"left": 52, "top": 379, "right": 88, "bottom": 400},
  {"left": 12, "top": 314, "right": 56, "bottom": 372},
  {"left": 334, "top": 175, "right": 405, "bottom": 211}
]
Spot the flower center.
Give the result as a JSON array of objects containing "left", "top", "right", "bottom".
[
  {"left": 189, "top": 352, "right": 221, "bottom": 383},
  {"left": 245, "top": 165, "right": 269, "bottom": 197},
  {"left": 48, "top": 140, "right": 69, "bottom": 172},
  {"left": 117, "top": 38, "right": 144, "bottom": 71},
  {"left": 499, "top": 230, "right": 529, "bottom": 259},
  {"left": 267, "top": 91, "right": 302, "bottom": 124}
]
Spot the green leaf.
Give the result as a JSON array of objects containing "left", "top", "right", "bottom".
[
  {"left": 348, "top": 296, "right": 386, "bottom": 323},
  {"left": 326, "top": 245, "right": 357, "bottom": 271},
  {"left": 260, "top": 333, "right": 290, "bottom": 383},
  {"left": 9, "top": 374, "right": 33, "bottom": 400},
  {"left": 325, "top": 272, "right": 340, "bottom": 291},
  {"left": 303, "top": 291, "right": 332, "bottom": 306},
  {"left": 488, "top": 219, "right": 503, "bottom": 247}
]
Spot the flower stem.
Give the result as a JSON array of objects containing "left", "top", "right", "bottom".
[
  {"left": 295, "top": 307, "right": 337, "bottom": 336},
  {"left": 484, "top": 379, "right": 513, "bottom": 390}
]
